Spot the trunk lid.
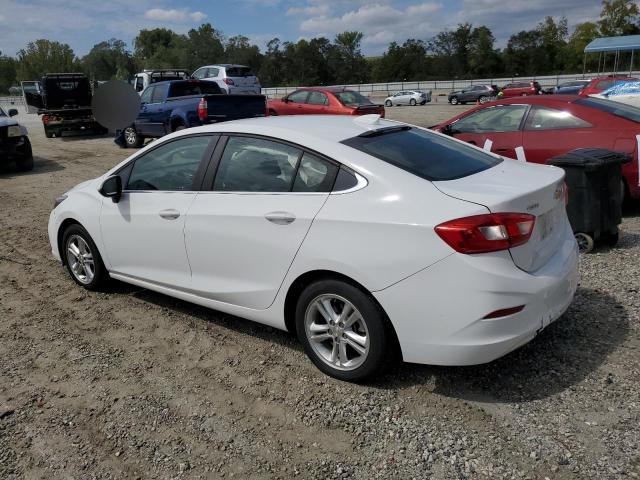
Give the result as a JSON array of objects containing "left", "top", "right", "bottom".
[
  {"left": 434, "top": 159, "right": 568, "bottom": 272},
  {"left": 225, "top": 67, "right": 258, "bottom": 88}
]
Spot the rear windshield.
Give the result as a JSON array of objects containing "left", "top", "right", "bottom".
[
  {"left": 169, "top": 82, "right": 222, "bottom": 97},
  {"left": 575, "top": 97, "right": 640, "bottom": 123},
  {"left": 341, "top": 127, "right": 501, "bottom": 181},
  {"left": 226, "top": 67, "right": 254, "bottom": 77},
  {"left": 335, "top": 91, "right": 374, "bottom": 106}
]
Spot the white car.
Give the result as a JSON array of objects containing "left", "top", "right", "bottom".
[
  {"left": 384, "top": 90, "right": 431, "bottom": 106},
  {"left": 48, "top": 115, "right": 579, "bottom": 381},
  {"left": 191, "top": 64, "right": 261, "bottom": 95}
]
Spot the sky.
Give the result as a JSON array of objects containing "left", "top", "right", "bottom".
[{"left": 0, "top": 0, "right": 605, "bottom": 57}]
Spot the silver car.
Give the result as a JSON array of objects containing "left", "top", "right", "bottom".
[
  {"left": 384, "top": 90, "right": 431, "bottom": 106},
  {"left": 192, "top": 64, "right": 261, "bottom": 94}
]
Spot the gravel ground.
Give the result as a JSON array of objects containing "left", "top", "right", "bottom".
[{"left": 0, "top": 106, "right": 639, "bottom": 480}]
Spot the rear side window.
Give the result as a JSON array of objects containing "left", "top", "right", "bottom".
[
  {"left": 575, "top": 97, "right": 640, "bottom": 123},
  {"left": 292, "top": 153, "right": 338, "bottom": 192},
  {"left": 524, "top": 106, "right": 592, "bottom": 130},
  {"left": 307, "top": 91, "right": 329, "bottom": 105},
  {"left": 341, "top": 127, "right": 501, "bottom": 181},
  {"left": 335, "top": 91, "right": 373, "bottom": 106},
  {"left": 226, "top": 67, "right": 253, "bottom": 77}
]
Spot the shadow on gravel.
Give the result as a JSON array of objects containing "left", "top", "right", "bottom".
[
  {"left": 0, "top": 156, "right": 64, "bottom": 178},
  {"left": 377, "top": 287, "right": 629, "bottom": 402},
  {"left": 59, "top": 132, "right": 111, "bottom": 142}
]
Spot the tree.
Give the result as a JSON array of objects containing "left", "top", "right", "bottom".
[
  {"left": 564, "top": 22, "right": 600, "bottom": 72},
  {"left": 16, "top": 40, "right": 77, "bottom": 81},
  {"left": 224, "top": 36, "right": 261, "bottom": 71},
  {"left": 503, "top": 30, "right": 545, "bottom": 75},
  {"left": 0, "top": 51, "right": 17, "bottom": 94},
  {"left": 374, "top": 39, "right": 428, "bottom": 82},
  {"left": 330, "top": 31, "right": 369, "bottom": 83},
  {"left": 468, "top": 26, "right": 502, "bottom": 76},
  {"left": 537, "top": 16, "right": 568, "bottom": 72},
  {"left": 429, "top": 24, "right": 476, "bottom": 77},
  {"left": 81, "top": 39, "right": 136, "bottom": 80},
  {"left": 185, "top": 24, "right": 225, "bottom": 70},
  {"left": 598, "top": 0, "right": 640, "bottom": 36}
]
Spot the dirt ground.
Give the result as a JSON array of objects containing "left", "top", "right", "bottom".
[{"left": 1, "top": 105, "right": 639, "bottom": 480}]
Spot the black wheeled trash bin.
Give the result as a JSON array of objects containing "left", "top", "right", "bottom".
[{"left": 547, "top": 148, "right": 630, "bottom": 253}]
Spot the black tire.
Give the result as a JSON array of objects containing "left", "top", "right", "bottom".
[
  {"left": 61, "top": 224, "right": 109, "bottom": 291},
  {"left": 295, "top": 279, "right": 390, "bottom": 382},
  {"left": 269, "top": 109, "right": 278, "bottom": 116},
  {"left": 15, "top": 138, "right": 34, "bottom": 171},
  {"left": 172, "top": 123, "right": 186, "bottom": 132},
  {"left": 478, "top": 95, "right": 488, "bottom": 104},
  {"left": 45, "top": 129, "right": 54, "bottom": 139},
  {"left": 602, "top": 231, "right": 619, "bottom": 247},
  {"left": 450, "top": 97, "right": 458, "bottom": 105},
  {"left": 123, "top": 126, "right": 143, "bottom": 148},
  {"left": 409, "top": 98, "right": 417, "bottom": 106},
  {"left": 385, "top": 100, "right": 392, "bottom": 107}
]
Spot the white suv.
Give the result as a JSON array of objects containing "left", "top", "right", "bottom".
[{"left": 192, "top": 64, "right": 261, "bottom": 95}]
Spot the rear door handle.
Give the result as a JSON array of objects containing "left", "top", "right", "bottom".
[
  {"left": 265, "top": 211, "right": 295, "bottom": 225},
  {"left": 159, "top": 209, "right": 180, "bottom": 220},
  {"left": 495, "top": 148, "right": 510, "bottom": 152}
]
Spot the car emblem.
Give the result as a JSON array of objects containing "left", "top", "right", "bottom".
[{"left": 526, "top": 203, "right": 539, "bottom": 211}]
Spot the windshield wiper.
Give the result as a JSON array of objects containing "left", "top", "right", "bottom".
[{"left": 358, "top": 125, "right": 411, "bottom": 138}]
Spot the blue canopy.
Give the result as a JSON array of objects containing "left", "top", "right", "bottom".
[{"left": 585, "top": 35, "right": 640, "bottom": 53}]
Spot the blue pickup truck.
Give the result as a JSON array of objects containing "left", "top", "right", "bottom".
[{"left": 118, "top": 79, "right": 267, "bottom": 148}]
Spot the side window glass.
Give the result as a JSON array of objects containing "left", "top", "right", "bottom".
[
  {"left": 192, "top": 68, "right": 204, "bottom": 79},
  {"left": 333, "top": 167, "right": 359, "bottom": 191},
  {"left": 127, "top": 136, "right": 211, "bottom": 191},
  {"left": 307, "top": 92, "right": 328, "bottom": 105},
  {"left": 134, "top": 77, "right": 144, "bottom": 92},
  {"left": 288, "top": 91, "right": 309, "bottom": 103},
  {"left": 151, "top": 84, "right": 165, "bottom": 103},
  {"left": 140, "top": 86, "right": 153, "bottom": 104},
  {"left": 209, "top": 68, "right": 219, "bottom": 77},
  {"left": 213, "top": 137, "right": 302, "bottom": 192},
  {"left": 452, "top": 105, "right": 528, "bottom": 133},
  {"left": 293, "top": 153, "right": 338, "bottom": 192},
  {"left": 524, "top": 106, "right": 592, "bottom": 131}
]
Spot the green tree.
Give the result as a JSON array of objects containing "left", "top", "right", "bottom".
[
  {"left": 185, "top": 23, "right": 225, "bottom": 70},
  {"left": 373, "top": 39, "right": 428, "bottom": 82},
  {"left": 468, "top": 26, "right": 502, "bottom": 76},
  {"left": 0, "top": 51, "right": 17, "bottom": 94},
  {"left": 81, "top": 38, "right": 136, "bottom": 81},
  {"left": 134, "top": 28, "right": 188, "bottom": 69},
  {"left": 503, "top": 30, "right": 545, "bottom": 75},
  {"left": 224, "top": 35, "right": 261, "bottom": 71},
  {"left": 330, "top": 31, "right": 369, "bottom": 83},
  {"left": 598, "top": 0, "right": 640, "bottom": 36},
  {"left": 16, "top": 39, "right": 77, "bottom": 80},
  {"left": 564, "top": 22, "right": 600, "bottom": 72},
  {"left": 537, "top": 16, "right": 568, "bottom": 72}
]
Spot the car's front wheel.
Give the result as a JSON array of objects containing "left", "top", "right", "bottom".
[
  {"left": 296, "top": 279, "right": 390, "bottom": 382},
  {"left": 450, "top": 97, "right": 458, "bottom": 105},
  {"left": 123, "top": 126, "right": 144, "bottom": 148},
  {"left": 409, "top": 98, "right": 417, "bottom": 106},
  {"left": 385, "top": 100, "right": 392, "bottom": 107},
  {"left": 62, "top": 224, "right": 108, "bottom": 290}
]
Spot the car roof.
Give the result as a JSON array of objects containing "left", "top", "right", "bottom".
[
  {"left": 201, "top": 64, "right": 250, "bottom": 69},
  {"left": 295, "top": 86, "right": 355, "bottom": 93},
  {"left": 490, "top": 95, "right": 580, "bottom": 105}
]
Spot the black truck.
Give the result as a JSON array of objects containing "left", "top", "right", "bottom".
[
  {"left": 24, "top": 73, "right": 107, "bottom": 138},
  {"left": 118, "top": 79, "right": 267, "bottom": 148}
]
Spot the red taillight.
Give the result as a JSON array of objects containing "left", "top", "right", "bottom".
[
  {"left": 197, "top": 98, "right": 207, "bottom": 121},
  {"left": 42, "top": 115, "right": 49, "bottom": 125},
  {"left": 223, "top": 78, "right": 235, "bottom": 85},
  {"left": 435, "top": 213, "right": 536, "bottom": 254}
]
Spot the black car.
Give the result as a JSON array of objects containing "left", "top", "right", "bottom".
[
  {"left": 0, "top": 106, "right": 33, "bottom": 171},
  {"left": 448, "top": 85, "right": 498, "bottom": 105},
  {"left": 543, "top": 80, "right": 590, "bottom": 95}
]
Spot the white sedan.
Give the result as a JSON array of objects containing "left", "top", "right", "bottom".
[{"left": 48, "top": 115, "right": 579, "bottom": 381}]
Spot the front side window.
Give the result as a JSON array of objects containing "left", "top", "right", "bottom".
[
  {"left": 140, "top": 86, "right": 153, "bottom": 104},
  {"left": 151, "top": 84, "right": 165, "bottom": 103},
  {"left": 451, "top": 104, "right": 529, "bottom": 133},
  {"left": 213, "top": 137, "right": 302, "bottom": 192},
  {"left": 127, "top": 136, "right": 211, "bottom": 191},
  {"left": 192, "top": 68, "right": 206, "bottom": 79},
  {"left": 287, "top": 90, "right": 309, "bottom": 103},
  {"left": 292, "top": 153, "right": 338, "bottom": 192},
  {"left": 307, "top": 91, "right": 329, "bottom": 105},
  {"left": 342, "top": 126, "right": 501, "bottom": 181},
  {"left": 524, "top": 106, "right": 592, "bottom": 130}
]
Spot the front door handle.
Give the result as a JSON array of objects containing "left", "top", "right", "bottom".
[
  {"left": 159, "top": 209, "right": 180, "bottom": 220},
  {"left": 265, "top": 211, "right": 296, "bottom": 225},
  {"left": 495, "top": 148, "right": 510, "bottom": 152}
]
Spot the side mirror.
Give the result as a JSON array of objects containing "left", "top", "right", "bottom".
[
  {"left": 282, "top": 97, "right": 289, "bottom": 103},
  {"left": 441, "top": 124, "right": 453, "bottom": 135},
  {"left": 8, "top": 108, "right": 18, "bottom": 117},
  {"left": 100, "top": 175, "right": 123, "bottom": 203}
]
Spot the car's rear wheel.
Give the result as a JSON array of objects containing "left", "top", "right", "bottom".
[
  {"left": 385, "top": 100, "right": 392, "bottom": 107},
  {"left": 269, "top": 109, "right": 278, "bottom": 116},
  {"left": 123, "top": 126, "right": 143, "bottom": 148},
  {"left": 409, "top": 98, "right": 417, "bottom": 106},
  {"left": 478, "top": 95, "right": 488, "bottom": 104},
  {"left": 15, "top": 138, "right": 34, "bottom": 171},
  {"left": 450, "top": 97, "right": 458, "bottom": 105},
  {"left": 296, "top": 279, "right": 390, "bottom": 382},
  {"left": 62, "top": 224, "right": 108, "bottom": 290}
]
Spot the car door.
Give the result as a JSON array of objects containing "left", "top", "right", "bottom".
[
  {"left": 449, "top": 104, "right": 528, "bottom": 159},
  {"left": 185, "top": 135, "right": 339, "bottom": 309},
  {"left": 521, "top": 105, "right": 596, "bottom": 164},
  {"left": 283, "top": 90, "right": 310, "bottom": 114},
  {"left": 100, "top": 135, "right": 215, "bottom": 289},
  {"left": 135, "top": 86, "right": 155, "bottom": 135},
  {"left": 305, "top": 91, "right": 330, "bottom": 114},
  {"left": 146, "top": 83, "right": 169, "bottom": 136}
]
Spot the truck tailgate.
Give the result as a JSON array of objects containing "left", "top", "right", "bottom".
[{"left": 204, "top": 94, "right": 266, "bottom": 122}]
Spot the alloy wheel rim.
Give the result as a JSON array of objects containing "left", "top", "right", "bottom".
[
  {"left": 124, "top": 128, "right": 136, "bottom": 144},
  {"left": 66, "top": 235, "right": 95, "bottom": 284},
  {"left": 304, "top": 294, "right": 369, "bottom": 371}
]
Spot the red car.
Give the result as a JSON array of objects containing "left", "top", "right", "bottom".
[
  {"left": 433, "top": 95, "right": 640, "bottom": 200},
  {"left": 268, "top": 87, "right": 385, "bottom": 117},
  {"left": 578, "top": 75, "right": 637, "bottom": 96},
  {"left": 499, "top": 81, "right": 542, "bottom": 98}
]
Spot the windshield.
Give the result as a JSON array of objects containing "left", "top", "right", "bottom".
[
  {"left": 575, "top": 97, "right": 640, "bottom": 123},
  {"left": 341, "top": 127, "right": 501, "bottom": 181},
  {"left": 335, "top": 91, "right": 373, "bottom": 106}
]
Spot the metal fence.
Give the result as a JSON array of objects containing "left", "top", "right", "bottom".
[
  {"left": 0, "top": 96, "right": 25, "bottom": 108},
  {"left": 261, "top": 70, "right": 640, "bottom": 98}
]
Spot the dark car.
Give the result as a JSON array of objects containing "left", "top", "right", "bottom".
[
  {"left": 448, "top": 85, "right": 498, "bottom": 105},
  {"left": 0, "top": 105, "right": 34, "bottom": 171},
  {"left": 544, "top": 80, "right": 590, "bottom": 95}
]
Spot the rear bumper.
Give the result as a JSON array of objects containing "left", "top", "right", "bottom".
[{"left": 374, "top": 224, "right": 579, "bottom": 366}]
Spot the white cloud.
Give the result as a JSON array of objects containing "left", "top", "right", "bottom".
[
  {"left": 286, "top": 5, "right": 330, "bottom": 16},
  {"left": 144, "top": 8, "right": 207, "bottom": 23}
]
